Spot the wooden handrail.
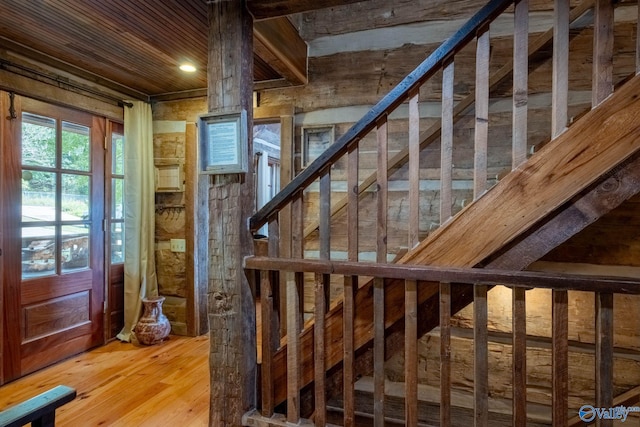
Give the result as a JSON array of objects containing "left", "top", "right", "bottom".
[
  {"left": 248, "top": 0, "right": 514, "bottom": 232},
  {"left": 244, "top": 256, "right": 640, "bottom": 294},
  {"left": 0, "top": 385, "right": 76, "bottom": 427}
]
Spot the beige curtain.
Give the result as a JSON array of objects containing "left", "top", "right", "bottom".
[{"left": 117, "top": 100, "right": 158, "bottom": 342}]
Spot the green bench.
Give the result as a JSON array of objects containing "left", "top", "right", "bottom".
[{"left": 0, "top": 385, "right": 76, "bottom": 427}]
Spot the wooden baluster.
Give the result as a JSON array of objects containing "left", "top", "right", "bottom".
[
  {"left": 319, "top": 170, "right": 331, "bottom": 309},
  {"left": 343, "top": 144, "right": 359, "bottom": 427},
  {"left": 287, "top": 192, "right": 303, "bottom": 424},
  {"left": 474, "top": 27, "right": 490, "bottom": 198},
  {"left": 474, "top": 285, "right": 488, "bottom": 427},
  {"left": 513, "top": 0, "right": 528, "bottom": 168},
  {"left": 292, "top": 192, "right": 304, "bottom": 327},
  {"left": 405, "top": 279, "right": 418, "bottom": 426},
  {"left": 637, "top": 0, "right": 640, "bottom": 74},
  {"left": 592, "top": 0, "right": 614, "bottom": 107},
  {"left": 374, "top": 116, "right": 388, "bottom": 427},
  {"left": 377, "top": 118, "right": 388, "bottom": 258},
  {"left": 286, "top": 269, "right": 300, "bottom": 424},
  {"left": 260, "top": 268, "right": 274, "bottom": 417},
  {"left": 278, "top": 215, "right": 291, "bottom": 338},
  {"left": 267, "top": 217, "right": 281, "bottom": 353},
  {"left": 409, "top": 90, "right": 420, "bottom": 248},
  {"left": 314, "top": 169, "right": 331, "bottom": 424},
  {"left": 440, "top": 282, "right": 452, "bottom": 427},
  {"left": 441, "top": 59, "right": 454, "bottom": 223},
  {"left": 552, "top": 289, "right": 569, "bottom": 426},
  {"left": 512, "top": 287, "right": 526, "bottom": 426},
  {"left": 596, "top": 292, "right": 614, "bottom": 427},
  {"left": 552, "top": 0, "right": 570, "bottom": 138},
  {"left": 279, "top": 116, "right": 294, "bottom": 340},
  {"left": 314, "top": 273, "right": 326, "bottom": 425}
]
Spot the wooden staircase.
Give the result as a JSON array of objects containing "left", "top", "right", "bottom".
[
  {"left": 252, "top": 73, "right": 640, "bottom": 419},
  {"left": 244, "top": 0, "right": 640, "bottom": 425}
]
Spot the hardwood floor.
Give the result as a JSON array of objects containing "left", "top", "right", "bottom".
[{"left": 0, "top": 335, "right": 210, "bottom": 426}]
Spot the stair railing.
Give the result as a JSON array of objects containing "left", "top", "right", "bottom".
[
  {"left": 246, "top": 0, "right": 638, "bottom": 424},
  {"left": 245, "top": 256, "right": 640, "bottom": 425}
]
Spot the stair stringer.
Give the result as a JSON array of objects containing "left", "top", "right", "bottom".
[{"left": 271, "top": 74, "right": 640, "bottom": 412}]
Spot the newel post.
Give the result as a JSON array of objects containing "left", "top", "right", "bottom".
[{"left": 206, "top": 1, "right": 256, "bottom": 425}]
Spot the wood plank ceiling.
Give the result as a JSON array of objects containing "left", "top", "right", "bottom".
[{"left": 0, "top": 0, "right": 312, "bottom": 99}]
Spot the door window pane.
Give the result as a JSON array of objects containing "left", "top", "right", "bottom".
[
  {"left": 113, "top": 133, "right": 124, "bottom": 175},
  {"left": 62, "top": 174, "right": 90, "bottom": 220},
  {"left": 110, "top": 127, "right": 125, "bottom": 265},
  {"left": 22, "top": 226, "right": 56, "bottom": 279},
  {"left": 111, "top": 223, "right": 124, "bottom": 264},
  {"left": 22, "top": 171, "right": 56, "bottom": 222},
  {"left": 62, "top": 122, "right": 90, "bottom": 172},
  {"left": 61, "top": 225, "right": 89, "bottom": 273},
  {"left": 112, "top": 178, "right": 124, "bottom": 220},
  {"left": 22, "top": 113, "right": 56, "bottom": 168}
]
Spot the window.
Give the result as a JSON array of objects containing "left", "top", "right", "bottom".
[
  {"left": 253, "top": 122, "right": 281, "bottom": 236},
  {"left": 21, "top": 113, "right": 92, "bottom": 278},
  {"left": 109, "top": 125, "right": 125, "bottom": 264}
]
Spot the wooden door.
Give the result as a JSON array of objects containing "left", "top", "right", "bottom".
[{"left": 2, "top": 97, "right": 105, "bottom": 381}]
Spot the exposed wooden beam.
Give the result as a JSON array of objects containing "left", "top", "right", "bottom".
[
  {"left": 207, "top": 1, "right": 256, "bottom": 425},
  {"left": 247, "top": 0, "right": 367, "bottom": 20},
  {"left": 253, "top": 18, "right": 308, "bottom": 86}
]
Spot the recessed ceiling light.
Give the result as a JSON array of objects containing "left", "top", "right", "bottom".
[{"left": 179, "top": 63, "right": 197, "bottom": 72}]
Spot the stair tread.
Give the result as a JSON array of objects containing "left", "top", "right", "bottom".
[{"left": 353, "top": 377, "right": 552, "bottom": 423}]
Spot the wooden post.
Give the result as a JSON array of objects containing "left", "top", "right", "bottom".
[
  {"left": 552, "top": 0, "right": 570, "bottom": 138},
  {"left": 637, "top": 2, "right": 640, "bottom": 74},
  {"left": 260, "top": 269, "right": 274, "bottom": 417},
  {"left": 512, "top": 287, "right": 526, "bottom": 425},
  {"left": 440, "top": 282, "right": 452, "bottom": 427},
  {"left": 408, "top": 90, "right": 420, "bottom": 249},
  {"left": 441, "top": 60, "right": 454, "bottom": 222},
  {"left": 474, "top": 285, "right": 488, "bottom": 427},
  {"left": 313, "top": 272, "right": 326, "bottom": 425},
  {"left": 404, "top": 279, "right": 418, "bottom": 426},
  {"left": 206, "top": 1, "right": 256, "bottom": 426},
  {"left": 286, "top": 270, "right": 301, "bottom": 423},
  {"left": 279, "top": 115, "right": 294, "bottom": 339},
  {"left": 596, "top": 292, "right": 614, "bottom": 427},
  {"left": 374, "top": 117, "right": 388, "bottom": 427},
  {"left": 474, "top": 28, "right": 489, "bottom": 199},
  {"left": 512, "top": 0, "right": 529, "bottom": 168},
  {"left": 343, "top": 145, "right": 359, "bottom": 427},
  {"left": 552, "top": 289, "right": 568, "bottom": 426},
  {"left": 592, "top": 0, "right": 614, "bottom": 106}
]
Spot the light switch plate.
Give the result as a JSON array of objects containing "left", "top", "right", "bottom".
[{"left": 170, "top": 238, "right": 186, "bottom": 253}]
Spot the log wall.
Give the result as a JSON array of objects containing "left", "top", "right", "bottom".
[
  {"left": 152, "top": 101, "right": 208, "bottom": 336},
  {"left": 271, "top": 1, "right": 640, "bottom": 421}
]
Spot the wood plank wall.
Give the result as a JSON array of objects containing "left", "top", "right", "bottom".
[{"left": 262, "top": 10, "right": 638, "bottom": 261}]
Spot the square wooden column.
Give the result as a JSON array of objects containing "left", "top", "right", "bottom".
[{"left": 207, "top": 1, "right": 256, "bottom": 426}]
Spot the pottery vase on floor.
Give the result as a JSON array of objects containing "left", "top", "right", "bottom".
[{"left": 134, "top": 296, "right": 171, "bottom": 345}]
